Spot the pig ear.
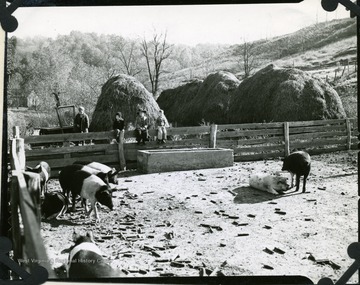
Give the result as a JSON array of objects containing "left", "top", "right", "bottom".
[
  {"left": 72, "top": 230, "right": 80, "bottom": 241},
  {"left": 86, "top": 232, "right": 95, "bottom": 242}
]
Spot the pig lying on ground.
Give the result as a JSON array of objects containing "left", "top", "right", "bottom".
[
  {"left": 64, "top": 231, "right": 122, "bottom": 278},
  {"left": 249, "top": 173, "right": 290, "bottom": 195},
  {"left": 282, "top": 151, "right": 311, "bottom": 193},
  {"left": 41, "top": 191, "right": 68, "bottom": 220}
]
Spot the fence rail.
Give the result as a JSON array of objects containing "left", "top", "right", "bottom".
[
  {"left": 22, "top": 118, "right": 358, "bottom": 175},
  {"left": 9, "top": 127, "right": 55, "bottom": 278}
]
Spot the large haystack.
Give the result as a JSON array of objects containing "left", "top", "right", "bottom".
[
  {"left": 90, "top": 74, "right": 160, "bottom": 131},
  {"left": 187, "top": 71, "right": 240, "bottom": 125},
  {"left": 157, "top": 79, "right": 203, "bottom": 126},
  {"left": 157, "top": 71, "right": 240, "bottom": 126},
  {"left": 228, "top": 64, "right": 346, "bottom": 123}
]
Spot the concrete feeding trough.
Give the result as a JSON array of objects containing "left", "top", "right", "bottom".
[{"left": 137, "top": 148, "right": 233, "bottom": 174}]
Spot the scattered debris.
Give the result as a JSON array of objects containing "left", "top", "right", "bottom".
[
  {"left": 273, "top": 247, "right": 285, "bottom": 254},
  {"left": 263, "top": 225, "right": 272, "bottom": 229},
  {"left": 263, "top": 248, "right": 274, "bottom": 255},
  {"left": 263, "top": 264, "right": 274, "bottom": 270},
  {"left": 247, "top": 214, "right": 256, "bottom": 218}
]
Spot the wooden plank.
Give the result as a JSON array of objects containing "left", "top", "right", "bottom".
[
  {"left": 25, "top": 131, "right": 116, "bottom": 144},
  {"left": 291, "top": 139, "right": 347, "bottom": 149},
  {"left": 118, "top": 131, "right": 126, "bottom": 170},
  {"left": 289, "top": 125, "right": 345, "bottom": 134},
  {"left": 216, "top": 128, "right": 283, "bottom": 139},
  {"left": 289, "top": 119, "right": 347, "bottom": 127},
  {"left": 10, "top": 175, "right": 22, "bottom": 263},
  {"left": 233, "top": 144, "right": 284, "bottom": 154},
  {"left": 167, "top": 126, "right": 211, "bottom": 135},
  {"left": 283, "top": 122, "right": 290, "bottom": 157},
  {"left": 123, "top": 126, "right": 211, "bottom": 139},
  {"left": 304, "top": 146, "right": 348, "bottom": 155},
  {"left": 209, "top": 124, "right": 217, "bottom": 148},
  {"left": 217, "top": 122, "right": 283, "bottom": 130},
  {"left": 346, "top": 118, "right": 352, "bottom": 150},
  {"left": 25, "top": 143, "right": 117, "bottom": 157},
  {"left": 234, "top": 151, "right": 285, "bottom": 162},
  {"left": 16, "top": 172, "right": 56, "bottom": 277},
  {"left": 290, "top": 131, "right": 347, "bottom": 140},
  {"left": 27, "top": 154, "right": 120, "bottom": 169}
]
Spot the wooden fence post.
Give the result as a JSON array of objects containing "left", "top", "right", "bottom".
[
  {"left": 13, "top": 126, "right": 26, "bottom": 170},
  {"left": 346, "top": 118, "right": 352, "bottom": 150},
  {"left": 209, "top": 124, "right": 217, "bottom": 148},
  {"left": 284, "top": 122, "right": 290, "bottom": 157},
  {"left": 118, "top": 130, "right": 126, "bottom": 170}
]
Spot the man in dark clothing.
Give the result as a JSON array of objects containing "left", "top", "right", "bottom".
[
  {"left": 74, "top": 106, "right": 89, "bottom": 145},
  {"left": 135, "top": 109, "right": 149, "bottom": 145},
  {"left": 113, "top": 112, "right": 125, "bottom": 142}
]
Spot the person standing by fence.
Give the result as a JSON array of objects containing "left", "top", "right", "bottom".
[
  {"left": 74, "top": 106, "right": 89, "bottom": 145},
  {"left": 113, "top": 112, "right": 125, "bottom": 143},
  {"left": 135, "top": 109, "right": 149, "bottom": 145},
  {"left": 156, "top": 109, "right": 169, "bottom": 144}
]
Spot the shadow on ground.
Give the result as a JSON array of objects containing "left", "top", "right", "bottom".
[{"left": 232, "top": 186, "right": 305, "bottom": 204}]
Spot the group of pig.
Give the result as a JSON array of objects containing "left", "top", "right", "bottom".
[
  {"left": 23, "top": 161, "right": 119, "bottom": 222},
  {"left": 249, "top": 151, "right": 311, "bottom": 195},
  {"left": 24, "top": 151, "right": 311, "bottom": 278}
]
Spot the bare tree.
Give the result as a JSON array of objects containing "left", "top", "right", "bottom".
[
  {"left": 141, "top": 31, "right": 173, "bottom": 96},
  {"left": 118, "top": 40, "right": 142, "bottom": 76},
  {"left": 239, "top": 39, "right": 257, "bottom": 79}
]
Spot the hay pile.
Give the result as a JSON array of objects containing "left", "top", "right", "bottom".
[
  {"left": 228, "top": 64, "right": 346, "bottom": 123},
  {"left": 89, "top": 74, "right": 160, "bottom": 131},
  {"left": 156, "top": 79, "right": 203, "bottom": 126},
  {"left": 157, "top": 71, "right": 240, "bottom": 126}
]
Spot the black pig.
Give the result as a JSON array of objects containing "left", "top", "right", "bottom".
[{"left": 282, "top": 151, "right": 311, "bottom": 193}]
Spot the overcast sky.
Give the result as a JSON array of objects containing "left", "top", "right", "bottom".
[{"left": 11, "top": 1, "right": 350, "bottom": 45}]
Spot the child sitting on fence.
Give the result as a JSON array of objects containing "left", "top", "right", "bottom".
[
  {"left": 156, "top": 109, "right": 169, "bottom": 144},
  {"left": 113, "top": 112, "right": 125, "bottom": 142}
]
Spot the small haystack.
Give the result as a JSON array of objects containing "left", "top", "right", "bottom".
[
  {"left": 228, "top": 64, "right": 346, "bottom": 123},
  {"left": 157, "top": 71, "right": 240, "bottom": 126},
  {"left": 90, "top": 74, "right": 160, "bottom": 131}
]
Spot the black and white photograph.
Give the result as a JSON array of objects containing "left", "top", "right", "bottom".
[{"left": 4, "top": 1, "right": 358, "bottom": 283}]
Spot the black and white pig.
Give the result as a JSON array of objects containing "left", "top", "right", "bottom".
[
  {"left": 26, "top": 161, "right": 51, "bottom": 197},
  {"left": 64, "top": 231, "right": 121, "bottom": 278},
  {"left": 59, "top": 164, "right": 111, "bottom": 202},
  {"left": 73, "top": 161, "right": 119, "bottom": 184},
  {"left": 282, "top": 151, "right": 311, "bottom": 193},
  {"left": 41, "top": 191, "right": 68, "bottom": 220},
  {"left": 60, "top": 169, "right": 113, "bottom": 221}
]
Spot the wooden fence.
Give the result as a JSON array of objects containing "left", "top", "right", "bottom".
[
  {"left": 22, "top": 118, "right": 358, "bottom": 177},
  {"left": 9, "top": 128, "right": 55, "bottom": 278}
]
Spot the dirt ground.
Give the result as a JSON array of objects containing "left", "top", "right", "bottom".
[{"left": 41, "top": 150, "right": 358, "bottom": 284}]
